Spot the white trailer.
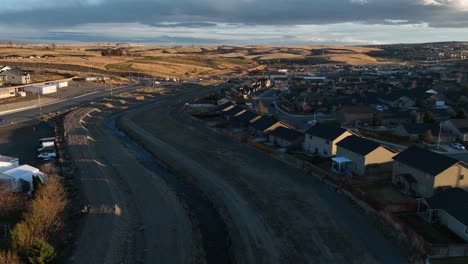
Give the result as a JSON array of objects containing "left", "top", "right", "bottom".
[
  {"left": 47, "top": 81, "right": 68, "bottom": 88},
  {"left": 37, "top": 141, "right": 55, "bottom": 152},
  {"left": 24, "top": 85, "right": 57, "bottom": 94}
]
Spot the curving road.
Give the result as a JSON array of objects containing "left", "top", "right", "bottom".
[{"left": 0, "top": 82, "right": 141, "bottom": 126}]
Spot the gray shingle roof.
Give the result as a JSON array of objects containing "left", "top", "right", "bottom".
[
  {"left": 249, "top": 115, "right": 278, "bottom": 131},
  {"left": 426, "top": 188, "right": 468, "bottom": 226},
  {"left": 269, "top": 127, "right": 304, "bottom": 142},
  {"left": 305, "top": 124, "right": 349, "bottom": 141},
  {"left": 450, "top": 119, "right": 468, "bottom": 133},
  {"left": 393, "top": 146, "right": 459, "bottom": 176},
  {"left": 232, "top": 111, "right": 259, "bottom": 125},
  {"left": 336, "top": 136, "right": 381, "bottom": 156}
]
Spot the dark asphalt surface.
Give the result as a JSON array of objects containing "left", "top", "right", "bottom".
[{"left": 0, "top": 83, "right": 141, "bottom": 126}]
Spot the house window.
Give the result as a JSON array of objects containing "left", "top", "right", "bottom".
[
  {"left": 325, "top": 140, "right": 330, "bottom": 145},
  {"left": 419, "top": 185, "right": 426, "bottom": 195},
  {"left": 460, "top": 175, "right": 465, "bottom": 181}
]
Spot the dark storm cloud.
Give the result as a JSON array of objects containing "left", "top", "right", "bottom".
[{"left": 0, "top": 0, "right": 467, "bottom": 28}]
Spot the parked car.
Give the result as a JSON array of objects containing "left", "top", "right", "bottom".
[
  {"left": 451, "top": 142, "right": 465, "bottom": 150},
  {"left": 37, "top": 152, "right": 57, "bottom": 160},
  {"left": 0, "top": 118, "right": 4, "bottom": 123}
]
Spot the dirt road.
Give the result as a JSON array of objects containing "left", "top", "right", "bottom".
[
  {"left": 119, "top": 98, "right": 407, "bottom": 264},
  {"left": 65, "top": 105, "right": 201, "bottom": 264}
]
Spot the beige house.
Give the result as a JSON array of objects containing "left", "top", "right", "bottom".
[
  {"left": 393, "top": 146, "right": 468, "bottom": 198},
  {"left": 303, "top": 124, "right": 353, "bottom": 157},
  {"left": 443, "top": 119, "right": 468, "bottom": 142},
  {"left": 419, "top": 188, "right": 468, "bottom": 242},
  {"left": 268, "top": 127, "right": 304, "bottom": 148},
  {"left": 0, "top": 68, "right": 31, "bottom": 85},
  {"left": 336, "top": 105, "right": 375, "bottom": 125},
  {"left": 335, "top": 136, "right": 397, "bottom": 176},
  {"left": 248, "top": 116, "right": 291, "bottom": 137}
]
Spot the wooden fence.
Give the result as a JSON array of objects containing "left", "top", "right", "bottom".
[{"left": 193, "top": 114, "right": 468, "bottom": 258}]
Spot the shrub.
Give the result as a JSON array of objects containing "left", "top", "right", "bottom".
[
  {"left": 10, "top": 222, "right": 40, "bottom": 253},
  {"left": 27, "top": 239, "right": 56, "bottom": 264},
  {"left": 9, "top": 175, "right": 67, "bottom": 258},
  {"left": 0, "top": 189, "right": 27, "bottom": 217},
  {"left": 0, "top": 250, "right": 20, "bottom": 264}
]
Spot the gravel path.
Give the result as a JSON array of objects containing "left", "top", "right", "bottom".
[
  {"left": 119, "top": 98, "right": 407, "bottom": 264},
  {"left": 65, "top": 106, "right": 200, "bottom": 264}
]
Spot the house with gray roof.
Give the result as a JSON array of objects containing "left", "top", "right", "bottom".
[
  {"left": 335, "top": 136, "right": 397, "bottom": 176},
  {"left": 393, "top": 146, "right": 468, "bottom": 197},
  {"left": 303, "top": 124, "right": 353, "bottom": 157},
  {"left": 444, "top": 119, "right": 468, "bottom": 142},
  {"left": 268, "top": 127, "right": 304, "bottom": 148},
  {"left": 419, "top": 188, "right": 468, "bottom": 242},
  {"left": 0, "top": 68, "right": 31, "bottom": 85}
]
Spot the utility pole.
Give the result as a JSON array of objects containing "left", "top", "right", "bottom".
[
  {"left": 437, "top": 121, "right": 445, "bottom": 151},
  {"left": 38, "top": 92, "right": 43, "bottom": 117}
]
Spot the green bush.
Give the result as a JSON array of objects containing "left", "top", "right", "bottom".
[{"left": 27, "top": 239, "right": 56, "bottom": 264}]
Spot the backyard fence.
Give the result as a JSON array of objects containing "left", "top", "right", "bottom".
[{"left": 192, "top": 113, "right": 468, "bottom": 259}]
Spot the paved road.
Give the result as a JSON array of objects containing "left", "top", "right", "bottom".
[
  {"left": 256, "top": 89, "right": 335, "bottom": 130},
  {"left": 0, "top": 83, "right": 141, "bottom": 125}
]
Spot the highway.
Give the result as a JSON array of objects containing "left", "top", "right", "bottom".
[{"left": 0, "top": 83, "right": 141, "bottom": 125}]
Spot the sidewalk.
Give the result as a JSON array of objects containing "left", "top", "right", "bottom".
[{"left": 0, "top": 97, "right": 57, "bottom": 115}]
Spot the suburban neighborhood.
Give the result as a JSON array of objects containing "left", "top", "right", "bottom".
[{"left": 0, "top": 40, "right": 468, "bottom": 264}]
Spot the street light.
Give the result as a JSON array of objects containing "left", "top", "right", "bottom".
[{"left": 437, "top": 120, "right": 448, "bottom": 151}]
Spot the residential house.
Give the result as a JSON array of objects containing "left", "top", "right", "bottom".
[
  {"left": 268, "top": 127, "right": 304, "bottom": 148},
  {"left": 0, "top": 66, "right": 11, "bottom": 72},
  {"left": 215, "top": 101, "right": 235, "bottom": 112},
  {"left": 223, "top": 105, "right": 246, "bottom": 120},
  {"left": 231, "top": 111, "right": 260, "bottom": 128},
  {"left": 444, "top": 119, "right": 468, "bottom": 142},
  {"left": 392, "top": 146, "right": 468, "bottom": 197},
  {"left": 248, "top": 116, "right": 291, "bottom": 137},
  {"left": 303, "top": 124, "right": 353, "bottom": 157},
  {"left": 217, "top": 97, "right": 231, "bottom": 105},
  {"left": 392, "top": 123, "right": 454, "bottom": 143},
  {"left": 335, "top": 136, "right": 397, "bottom": 176},
  {"left": 419, "top": 188, "right": 468, "bottom": 242},
  {"left": 0, "top": 68, "right": 31, "bottom": 85},
  {"left": 378, "top": 90, "right": 415, "bottom": 109},
  {"left": 336, "top": 105, "right": 375, "bottom": 125}
]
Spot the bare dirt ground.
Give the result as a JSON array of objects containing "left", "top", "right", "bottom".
[
  {"left": 64, "top": 99, "right": 201, "bottom": 263},
  {"left": 118, "top": 93, "right": 407, "bottom": 264}
]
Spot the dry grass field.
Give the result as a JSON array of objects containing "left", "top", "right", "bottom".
[{"left": 0, "top": 44, "right": 387, "bottom": 78}]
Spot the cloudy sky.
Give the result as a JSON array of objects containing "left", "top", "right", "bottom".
[{"left": 0, "top": 0, "right": 467, "bottom": 45}]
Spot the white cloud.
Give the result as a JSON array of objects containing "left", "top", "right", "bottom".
[
  {"left": 385, "top": 19, "right": 409, "bottom": 23},
  {"left": 350, "top": 0, "right": 369, "bottom": 4},
  {"left": 420, "top": 0, "right": 468, "bottom": 10}
]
